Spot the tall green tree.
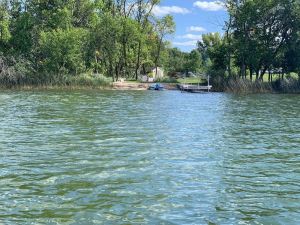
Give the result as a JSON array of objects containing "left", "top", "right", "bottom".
[
  {"left": 153, "top": 15, "right": 175, "bottom": 75},
  {"left": 164, "top": 47, "right": 188, "bottom": 74},
  {"left": 226, "top": 0, "right": 299, "bottom": 80},
  {"left": 185, "top": 50, "right": 202, "bottom": 74},
  {"left": 39, "top": 28, "right": 88, "bottom": 75},
  {"left": 0, "top": 1, "right": 11, "bottom": 51}
]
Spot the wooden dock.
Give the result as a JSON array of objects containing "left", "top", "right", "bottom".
[
  {"left": 178, "top": 74, "right": 212, "bottom": 93},
  {"left": 179, "top": 84, "right": 212, "bottom": 93}
]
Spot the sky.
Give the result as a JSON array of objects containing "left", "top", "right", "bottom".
[{"left": 152, "top": 0, "right": 228, "bottom": 52}]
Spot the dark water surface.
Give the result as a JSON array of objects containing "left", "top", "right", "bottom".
[{"left": 0, "top": 90, "right": 299, "bottom": 224}]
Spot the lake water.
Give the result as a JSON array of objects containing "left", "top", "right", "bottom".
[{"left": 0, "top": 90, "right": 299, "bottom": 224}]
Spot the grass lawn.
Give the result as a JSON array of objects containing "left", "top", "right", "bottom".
[
  {"left": 177, "top": 77, "right": 206, "bottom": 84},
  {"left": 246, "top": 72, "right": 298, "bottom": 82}
]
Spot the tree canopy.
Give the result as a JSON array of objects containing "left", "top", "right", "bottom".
[
  {"left": 0, "top": 0, "right": 177, "bottom": 85},
  {"left": 198, "top": 0, "right": 300, "bottom": 86},
  {"left": 1, "top": 0, "right": 299, "bottom": 90}
]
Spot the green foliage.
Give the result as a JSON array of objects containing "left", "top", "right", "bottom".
[
  {"left": 164, "top": 48, "right": 188, "bottom": 74},
  {"left": 9, "top": 12, "right": 34, "bottom": 55},
  {"left": 2, "top": 0, "right": 299, "bottom": 91},
  {"left": 198, "top": 32, "right": 229, "bottom": 86},
  {"left": 196, "top": 0, "right": 300, "bottom": 92},
  {"left": 39, "top": 28, "right": 88, "bottom": 74},
  {"left": 68, "top": 73, "right": 112, "bottom": 87},
  {"left": 185, "top": 50, "right": 202, "bottom": 73},
  {"left": 226, "top": 0, "right": 300, "bottom": 78},
  {"left": 0, "top": 3, "right": 11, "bottom": 49},
  {"left": 0, "top": 0, "right": 178, "bottom": 86}
]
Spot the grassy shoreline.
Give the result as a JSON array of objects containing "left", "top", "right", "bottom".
[
  {"left": 0, "top": 82, "right": 178, "bottom": 91},
  {"left": 0, "top": 77, "right": 299, "bottom": 94},
  {"left": 0, "top": 85, "right": 112, "bottom": 91}
]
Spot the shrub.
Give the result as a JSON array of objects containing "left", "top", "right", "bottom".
[
  {"left": 38, "top": 28, "right": 88, "bottom": 75},
  {"left": 273, "top": 77, "right": 300, "bottom": 93},
  {"left": 0, "top": 54, "right": 34, "bottom": 86},
  {"left": 67, "top": 73, "right": 112, "bottom": 87},
  {"left": 225, "top": 78, "right": 272, "bottom": 93}
]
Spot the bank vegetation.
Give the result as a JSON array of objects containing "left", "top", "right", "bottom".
[
  {"left": 0, "top": 0, "right": 300, "bottom": 93},
  {"left": 0, "top": 0, "right": 177, "bottom": 88},
  {"left": 196, "top": 0, "right": 300, "bottom": 93}
]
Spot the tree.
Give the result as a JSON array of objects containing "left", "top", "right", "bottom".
[
  {"left": 153, "top": 15, "right": 175, "bottom": 76},
  {"left": 38, "top": 28, "right": 88, "bottom": 76},
  {"left": 226, "top": 0, "right": 298, "bottom": 80},
  {"left": 91, "top": 12, "right": 123, "bottom": 81},
  {"left": 185, "top": 50, "right": 202, "bottom": 74},
  {"left": 133, "top": 0, "right": 160, "bottom": 79},
  {"left": 0, "top": 2, "right": 11, "bottom": 51},
  {"left": 198, "top": 33, "right": 227, "bottom": 73},
  {"left": 164, "top": 47, "right": 188, "bottom": 74}
]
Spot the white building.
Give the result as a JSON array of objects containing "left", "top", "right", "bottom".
[
  {"left": 139, "top": 67, "right": 165, "bottom": 82},
  {"left": 151, "top": 67, "right": 164, "bottom": 80}
]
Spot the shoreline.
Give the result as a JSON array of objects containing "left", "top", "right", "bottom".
[
  {"left": 0, "top": 82, "right": 179, "bottom": 91},
  {"left": 112, "top": 82, "right": 178, "bottom": 90},
  {"left": 0, "top": 81, "right": 299, "bottom": 94}
]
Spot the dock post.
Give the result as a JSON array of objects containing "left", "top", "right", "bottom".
[{"left": 208, "top": 75, "right": 210, "bottom": 92}]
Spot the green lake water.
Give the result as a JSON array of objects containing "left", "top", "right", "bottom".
[{"left": 0, "top": 90, "right": 299, "bottom": 224}]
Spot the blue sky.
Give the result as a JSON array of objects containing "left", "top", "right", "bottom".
[{"left": 153, "top": 0, "right": 228, "bottom": 52}]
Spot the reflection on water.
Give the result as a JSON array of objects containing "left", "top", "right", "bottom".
[{"left": 0, "top": 91, "right": 299, "bottom": 224}]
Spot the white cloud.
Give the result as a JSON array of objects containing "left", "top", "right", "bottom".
[
  {"left": 152, "top": 5, "right": 190, "bottom": 16},
  {"left": 173, "top": 40, "right": 198, "bottom": 47},
  {"left": 193, "top": 1, "right": 225, "bottom": 11},
  {"left": 178, "top": 34, "right": 203, "bottom": 40},
  {"left": 174, "top": 33, "right": 202, "bottom": 47},
  {"left": 187, "top": 26, "right": 206, "bottom": 32}
]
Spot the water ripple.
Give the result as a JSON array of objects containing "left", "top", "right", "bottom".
[{"left": 0, "top": 91, "right": 299, "bottom": 224}]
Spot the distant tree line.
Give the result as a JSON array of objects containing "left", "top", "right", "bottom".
[
  {"left": 164, "top": 48, "right": 203, "bottom": 76},
  {"left": 0, "top": 0, "right": 176, "bottom": 86},
  {"left": 1, "top": 0, "right": 299, "bottom": 91}
]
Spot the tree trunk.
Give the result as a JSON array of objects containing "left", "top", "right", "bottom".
[
  {"left": 110, "top": 64, "right": 115, "bottom": 82},
  {"left": 228, "top": 57, "right": 232, "bottom": 77},
  {"left": 134, "top": 1, "right": 155, "bottom": 80},
  {"left": 95, "top": 54, "right": 98, "bottom": 74},
  {"left": 241, "top": 63, "right": 246, "bottom": 79},
  {"left": 250, "top": 67, "right": 253, "bottom": 82},
  {"left": 135, "top": 40, "right": 141, "bottom": 80},
  {"left": 256, "top": 69, "right": 259, "bottom": 80},
  {"left": 271, "top": 72, "right": 273, "bottom": 82},
  {"left": 225, "top": 14, "right": 232, "bottom": 77},
  {"left": 142, "top": 64, "right": 146, "bottom": 75},
  {"left": 115, "top": 65, "right": 119, "bottom": 82},
  {"left": 122, "top": 22, "right": 127, "bottom": 78},
  {"left": 259, "top": 68, "right": 267, "bottom": 81},
  {"left": 154, "top": 37, "right": 163, "bottom": 77}
]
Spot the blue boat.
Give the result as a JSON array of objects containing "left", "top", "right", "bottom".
[{"left": 148, "top": 83, "right": 164, "bottom": 91}]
